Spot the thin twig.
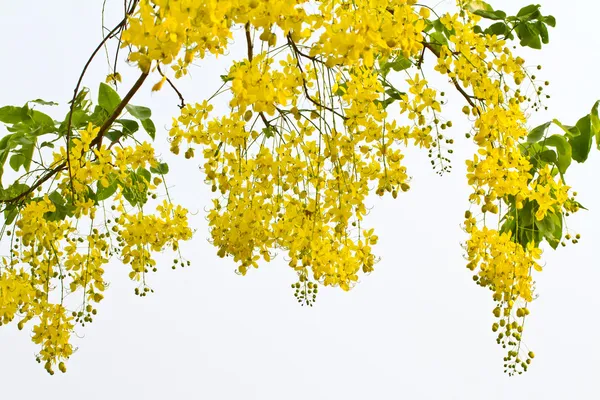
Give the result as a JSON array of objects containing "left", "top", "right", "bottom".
[
  {"left": 287, "top": 35, "right": 347, "bottom": 120},
  {"left": 288, "top": 42, "right": 327, "bottom": 66},
  {"left": 157, "top": 65, "right": 185, "bottom": 109}
]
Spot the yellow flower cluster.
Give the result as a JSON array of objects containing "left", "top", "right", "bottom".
[
  {"left": 434, "top": 14, "right": 577, "bottom": 374},
  {"left": 119, "top": 201, "right": 192, "bottom": 281},
  {"left": 0, "top": 124, "right": 192, "bottom": 373},
  {"left": 155, "top": 1, "right": 448, "bottom": 294}
]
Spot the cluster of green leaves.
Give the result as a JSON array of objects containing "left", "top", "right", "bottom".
[
  {"left": 526, "top": 100, "right": 600, "bottom": 170},
  {"left": 0, "top": 82, "right": 166, "bottom": 226},
  {"left": 500, "top": 101, "right": 600, "bottom": 249},
  {"left": 90, "top": 83, "right": 157, "bottom": 142},
  {"left": 500, "top": 198, "right": 565, "bottom": 250},
  {"left": 0, "top": 100, "right": 58, "bottom": 201},
  {"left": 469, "top": 2, "right": 556, "bottom": 49}
]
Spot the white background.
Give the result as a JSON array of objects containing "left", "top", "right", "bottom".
[{"left": 1, "top": 1, "right": 599, "bottom": 398}]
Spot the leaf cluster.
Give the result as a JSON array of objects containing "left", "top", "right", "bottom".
[{"left": 470, "top": 3, "right": 556, "bottom": 49}]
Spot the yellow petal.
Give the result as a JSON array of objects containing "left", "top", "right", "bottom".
[{"left": 152, "top": 76, "right": 167, "bottom": 92}]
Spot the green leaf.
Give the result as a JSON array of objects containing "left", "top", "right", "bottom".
[
  {"left": 432, "top": 19, "right": 453, "bottom": 37},
  {"left": 117, "top": 119, "right": 140, "bottom": 135},
  {"left": 98, "top": 82, "right": 121, "bottom": 114},
  {"left": 105, "top": 130, "right": 124, "bottom": 144},
  {"left": 0, "top": 128, "right": 36, "bottom": 175},
  {"left": 96, "top": 178, "right": 118, "bottom": 201},
  {"left": 0, "top": 106, "right": 28, "bottom": 124},
  {"left": 84, "top": 185, "right": 98, "bottom": 204},
  {"left": 527, "top": 121, "right": 550, "bottom": 143},
  {"left": 429, "top": 31, "right": 448, "bottom": 47},
  {"left": 0, "top": 139, "right": 10, "bottom": 181},
  {"left": 545, "top": 134, "right": 572, "bottom": 174},
  {"left": 0, "top": 135, "right": 12, "bottom": 152},
  {"left": 137, "top": 167, "right": 151, "bottom": 184},
  {"left": 70, "top": 87, "right": 90, "bottom": 109},
  {"left": 220, "top": 74, "right": 233, "bottom": 83},
  {"left": 524, "top": 33, "right": 542, "bottom": 49},
  {"left": 29, "top": 110, "right": 55, "bottom": 135},
  {"left": 29, "top": 99, "right": 58, "bottom": 106},
  {"left": 537, "top": 21, "right": 549, "bottom": 44},
  {"left": 121, "top": 187, "right": 137, "bottom": 206},
  {"left": 4, "top": 206, "right": 18, "bottom": 225},
  {"left": 89, "top": 105, "right": 110, "bottom": 126},
  {"left": 465, "top": 0, "right": 493, "bottom": 13},
  {"left": 517, "top": 4, "right": 541, "bottom": 19},
  {"left": 518, "top": 201, "right": 534, "bottom": 227},
  {"left": 591, "top": 100, "right": 600, "bottom": 131},
  {"left": 22, "top": 141, "right": 36, "bottom": 171},
  {"left": 45, "top": 191, "right": 75, "bottom": 221},
  {"left": 385, "top": 56, "right": 412, "bottom": 73},
  {"left": 48, "top": 190, "right": 66, "bottom": 206},
  {"left": 59, "top": 89, "right": 91, "bottom": 136},
  {"left": 59, "top": 109, "right": 90, "bottom": 135},
  {"left": 486, "top": 22, "right": 509, "bottom": 36},
  {"left": 9, "top": 154, "right": 25, "bottom": 171},
  {"left": 516, "top": 22, "right": 542, "bottom": 49},
  {"left": 551, "top": 118, "right": 580, "bottom": 139},
  {"left": 40, "top": 141, "right": 55, "bottom": 149},
  {"left": 569, "top": 115, "right": 594, "bottom": 163},
  {"left": 119, "top": 171, "right": 148, "bottom": 207},
  {"left": 9, "top": 133, "right": 34, "bottom": 146},
  {"left": 385, "top": 87, "right": 405, "bottom": 100},
  {"left": 548, "top": 212, "right": 563, "bottom": 249},
  {"left": 125, "top": 104, "right": 152, "bottom": 120},
  {"left": 141, "top": 119, "right": 156, "bottom": 140},
  {"left": 423, "top": 19, "right": 434, "bottom": 33},
  {"left": 473, "top": 9, "right": 507, "bottom": 20},
  {"left": 538, "top": 149, "right": 557, "bottom": 163},
  {"left": 590, "top": 100, "right": 600, "bottom": 150},
  {"left": 543, "top": 15, "right": 556, "bottom": 27},
  {"left": 150, "top": 162, "right": 169, "bottom": 175},
  {"left": 500, "top": 217, "right": 515, "bottom": 236},
  {"left": 263, "top": 125, "right": 276, "bottom": 139},
  {"left": 375, "top": 98, "right": 396, "bottom": 110},
  {"left": 535, "top": 214, "right": 555, "bottom": 243}
]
